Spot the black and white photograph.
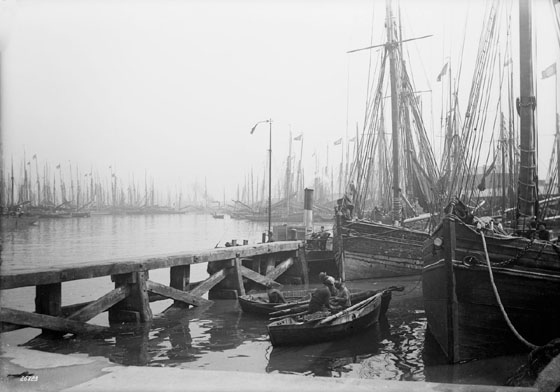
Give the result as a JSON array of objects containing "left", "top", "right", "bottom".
[{"left": 1, "top": 0, "right": 559, "bottom": 391}]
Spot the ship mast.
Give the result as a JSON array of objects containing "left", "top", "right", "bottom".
[
  {"left": 385, "top": 0, "right": 401, "bottom": 226},
  {"left": 516, "top": 0, "right": 537, "bottom": 231}
]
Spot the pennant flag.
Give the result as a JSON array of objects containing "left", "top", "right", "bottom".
[
  {"left": 32, "top": 154, "right": 37, "bottom": 159},
  {"left": 334, "top": 138, "right": 342, "bottom": 146},
  {"left": 56, "top": 164, "right": 61, "bottom": 169},
  {"left": 294, "top": 134, "right": 303, "bottom": 141},
  {"left": 436, "top": 62, "right": 449, "bottom": 82},
  {"left": 542, "top": 63, "right": 557, "bottom": 79}
]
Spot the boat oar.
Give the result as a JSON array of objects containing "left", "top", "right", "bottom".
[
  {"left": 269, "top": 304, "right": 308, "bottom": 317},
  {"left": 272, "top": 297, "right": 311, "bottom": 310},
  {"left": 317, "top": 293, "right": 379, "bottom": 326},
  {"left": 269, "top": 310, "right": 309, "bottom": 322}
]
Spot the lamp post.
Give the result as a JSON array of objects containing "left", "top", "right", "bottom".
[{"left": 251, "top": 119, "right": 272, "bottom": 242}]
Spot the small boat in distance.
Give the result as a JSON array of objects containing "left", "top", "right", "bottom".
[
  {"left": 1, "top": 213, "right": 39, "bottom": 230},
  {"left": 266, "top": 290, "right": 391, "bottom": 346},
  {"left": 212, "top": 212, "right": 225, "bottom": 219}
]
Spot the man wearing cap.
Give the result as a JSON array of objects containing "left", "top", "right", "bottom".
[
  {"left": 319, "top": 272, "right": 337, "bottom": 296},
  {"left": 266, "top": 282, "right": 287, "bottom": 304}
]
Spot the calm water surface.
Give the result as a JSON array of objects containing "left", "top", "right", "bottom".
[{"left": 0, "top": 214, "right": 527, "bottom": 385}]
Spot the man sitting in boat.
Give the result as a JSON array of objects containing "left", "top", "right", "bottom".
[
  {"left": 330, "top": 280, "right": 351, "bottom": 310},
  {"left": 308, "top": 286, "right": 332, "bottom": 314},
  {"left": 319, "top": 272, "right": 337, "bottom": 296},
  {"left": 266, "top": 282, "right": 287, "bottom": 304}
]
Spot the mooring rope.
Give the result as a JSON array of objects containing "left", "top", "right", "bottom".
[{"left": 479, "top": 230, "right": 538, "bottom": 350}]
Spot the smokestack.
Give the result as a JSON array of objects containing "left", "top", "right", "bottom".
[{"left": 304, "top": 188, "right": 313, "bottom": 237}]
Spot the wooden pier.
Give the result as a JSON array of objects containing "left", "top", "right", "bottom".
[{"left": 0, "top": 241, "right": 307, "bottom": 336}]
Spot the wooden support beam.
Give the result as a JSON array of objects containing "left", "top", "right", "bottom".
[
  {"left": 170, "top": 265, "right": 190, "bottom": 290},
  {"left": 146, "top": 280, "right": 212, "bottom": 307},
  {"left": 169, "top": 265, "right": 191, "bottom": 308},
  {"left": 35, "top": 283, "right": 62, "bottom": 337},
  {"left": 0, "top": 308, "right": 107, "bottom": 335},
  {"left": 189, "top": 268, "right": 227, "bottom": 297},
  {"left": 61, "top": 301, "right": 93, "bottom": 317},
  {"left": 68, "top": 286, "right": 130, "bottom": 323},
  {"left": 108, "top": 271, "right": 152, "bottom": 325},
  {"left": 265, "top": 255, "right": 276, "bottom": 275},
  {"left": 265, "top": 257, "right": 294, "bottom": 282},
  {"left": 232, "top": 256, "right": 246, "bottom": 296},
  {"left": 297, "top": 247, "right": 309, "bottom": 285},
  {"left": 239, "top": 265, "right": 281, "bottom": 288},
  {"left": 252, "top": 257, "right": 261, "bottom": 275},
  {"left": 1, "top": 322, "right": 25, "bottom": 333}
]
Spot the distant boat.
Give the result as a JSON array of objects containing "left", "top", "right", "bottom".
[
  {"left": 1, "top": 214, "right": 39, "bottom": 230},
  {"left": 212, "top": 212, "right": 225, "bottom": 219},
  {"left": 266, "top": 290, "right": 391, "bottom": 346},
  {"left": 71, "top": 211, "right": 91, "bottom": 218}
]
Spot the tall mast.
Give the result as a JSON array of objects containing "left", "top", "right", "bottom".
[
  {"left": 285, "top": 130, "right": 292, "bottom": 215},
  {"left": 386, "top": 0, "right": 401, "bottom": 225},
  {"left": 516, "top": 0, "right": 537, "bottom": 230}
]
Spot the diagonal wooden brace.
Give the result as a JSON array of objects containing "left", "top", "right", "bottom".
[
  {"left": 0, "top": 307, "right": 107, "bottom": 336},
  {"left": 146, "top": 280, "right": 212, "bottom": 307}
]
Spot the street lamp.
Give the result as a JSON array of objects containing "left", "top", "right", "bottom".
[{"left": 250, "top": 119, "right": 272, "bottom": 242}]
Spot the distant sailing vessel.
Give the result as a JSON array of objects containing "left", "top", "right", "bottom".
[
  {"left": 334, "top": 0, "right": 439, "bottom": 281},
  {"left": 422, "top": 0, "right": 560, "bottom": 363},
  {"left": 1, "top": 213, "right": 38, "bottom": 230}
]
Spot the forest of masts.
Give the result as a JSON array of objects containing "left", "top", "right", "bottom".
[{"left": 1, "top": 136, "right": 356, "bottom": 214}]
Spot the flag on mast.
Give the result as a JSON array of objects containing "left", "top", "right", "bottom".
[
  {"left": 294, "top": 134, "right": 303, "bottom": 141},
  {"left": 334, "top": 138, "right": 342, "bottom": 146},
  {"left": 436, "top": 62, "right": 449, "bottom": 82},
  {"left": 542, "top": 63, "right": 557, "bottom": 79}
]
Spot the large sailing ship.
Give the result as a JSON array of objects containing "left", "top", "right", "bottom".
[
  {"left": 334, "top": 0, "right": 440, "bottom": 281},
  {"left": 422, "top": 0, "right": 560, "bottom": 363}
]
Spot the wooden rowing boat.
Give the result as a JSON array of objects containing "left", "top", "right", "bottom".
[
  {"left": 237, "top": 289, "right": 312, "bottom": 316},
  {"left": 266, "top": 290, "right": 391, "bottom": 346},
  {"left": 238, "top": 286, "right": 400, "bottom": 317}
]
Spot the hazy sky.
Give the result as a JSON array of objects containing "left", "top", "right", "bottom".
[{"left": 1, "top": 0, "right": 558, "bottom": 202}]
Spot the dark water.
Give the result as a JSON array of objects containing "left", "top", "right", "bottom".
[{"left": 0, "top": 214, "right": 527, "bottom": 385}]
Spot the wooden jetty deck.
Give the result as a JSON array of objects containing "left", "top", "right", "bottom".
[{"left": 0, "top": 241, "right": 307, "bottom": 337}]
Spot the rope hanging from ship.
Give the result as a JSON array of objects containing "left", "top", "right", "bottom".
[{"left": 479, "top": 230, "right": 539, "bottom": 350}]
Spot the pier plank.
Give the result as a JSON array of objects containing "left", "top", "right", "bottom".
[
  {"left": 146, "top": 280, "right": 212, "bottom": 307},
  {"left": 189, "top": 268, "right": 228, "bottom": 297},
  {"left": 68, "top": 286, "right": 131, "bottom": 322},
  {"left": 0, "top": 308, "right": 107, "bottom": 335},
  {"left": 0, "top": 242, "right": 302, "bottom": 290}
]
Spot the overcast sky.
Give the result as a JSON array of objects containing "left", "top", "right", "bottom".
[{"left": 1, "top": 0, "right": 558, "bottom": 202}]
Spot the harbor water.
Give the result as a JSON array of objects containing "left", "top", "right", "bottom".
[{"left": 0, "top": 213, "right": 527, "bottom": 385}]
